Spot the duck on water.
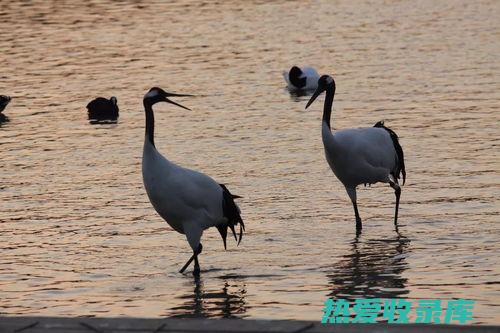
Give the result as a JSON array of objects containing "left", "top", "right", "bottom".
[
  {"left": 86, "top": 96, "right": 119, "bottom": 124},
  {"left": 283, "top": 66, "right": 320, "bottom": 91}
]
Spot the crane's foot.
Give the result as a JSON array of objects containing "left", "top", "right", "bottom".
[
  {"left": 179, "top": 244, "right": 203, "bottom": 274},
  {"left": 179, "top": 256, "right": 194, "bottom": 274}
]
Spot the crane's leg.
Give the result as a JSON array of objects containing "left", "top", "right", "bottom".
[
  {"left": 179, "top": 243, "right": 203, "bottom": 275},
  {"left": 180, "top": 225, "right": 203, "bottom": 275},
  {"left": 192, "top": 243, "right": 203, "bottom": 277},
  {"left": 346, "top": 187, "right": 362, "bottom": 233},
  {"left": 389, "top": 180, "right": 401, "bottom": 226}
]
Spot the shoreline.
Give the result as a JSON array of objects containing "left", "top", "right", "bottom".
[{"left": 0, "top": 316, "right": 498, "bottom": 333}]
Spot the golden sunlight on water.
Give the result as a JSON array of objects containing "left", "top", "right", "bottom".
[{"left": 0, "top": 0, "right": 499, "bottom": 324}]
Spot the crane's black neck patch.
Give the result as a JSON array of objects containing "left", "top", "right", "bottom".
[
  {"left": 322, "top": 85, "right": 335, "bottom": 129},
  {"left": 144, "top": 102, "right": 155, "bottom": 147}
]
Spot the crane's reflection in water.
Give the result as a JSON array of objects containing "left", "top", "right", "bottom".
[
  {"left": 168, "top": 275, "right": 247, "bottom": 318},
  {"left": 327, "top": 233, "right": 411, "bottom": 301}
]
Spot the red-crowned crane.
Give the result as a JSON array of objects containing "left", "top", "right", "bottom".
[
  {"left": 141, "top": 87, "right": 244, "bottom": 276},
  {"left": 305, "top": 75, "right": 406, "bottom": 234}
]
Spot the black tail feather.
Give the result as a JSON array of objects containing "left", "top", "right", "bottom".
[
  {"left": 374, "top": 120, "right": 406, "bottom": 185},
  {"left": 219, "top": 184, "right": 245, "bottom": 248},
  {"left": 217, "top": 225, "right": 228, "bottom": 250},
  {"left": 229, "top": 224, "right": 237, "bottom": 241}
]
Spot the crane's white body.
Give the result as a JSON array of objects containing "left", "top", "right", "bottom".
[
  {"left": 321, "top": 123, "right": 397, "bottom": 189},
  {"left": 283, "top": 66, "right": 320, "bottom": 90},
  {"left": 142, "top": 139, "right": 226, "bottom": 250}
]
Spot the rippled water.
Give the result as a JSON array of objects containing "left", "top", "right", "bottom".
[{"left": 1, "top": 0, "right": 499, "bottom": 324}]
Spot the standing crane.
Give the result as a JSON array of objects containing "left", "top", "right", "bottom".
[
  {"left": 141, "top": 87, "right": 244, "bottom": 276},
  {"left": 305, "top": 75, "right": 405, "bottom": 233}
]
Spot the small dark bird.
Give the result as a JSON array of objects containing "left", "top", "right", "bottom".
[
  {"left": 86, "top": 96, "right": 119, "bottom": 123},
  {"left": 0, "top": 95, "right": 11, "bottom": 112},
  {"left": 0, "top": 95, "right": 11, "bottom": 123}
]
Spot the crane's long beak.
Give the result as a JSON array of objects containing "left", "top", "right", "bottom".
[
  {"left": 305, "top": 87, "right": 324, "bottom": 109},
  {"left": 166, "top": 92, "right": 194, "bottom": 97},
  {"left": 164, "top": 92, "right": 194, "bottom": 111}
]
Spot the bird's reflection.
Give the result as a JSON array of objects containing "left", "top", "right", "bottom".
[
  {"left": 327, "top": 232, "right": 410, "bottom": 300},
  {"left": 89, "top": 119, "right": 118, "bottom": 125},
  {"left": 287, "top": 88, "right": 314, "bottom": 102},
  {"left": 168, "top": 275, "right": 247, "bottom": 318}
]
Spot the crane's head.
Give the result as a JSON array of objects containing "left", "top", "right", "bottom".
[
  {"left": 143, "top": 87, "right": 193, "bottom": 110},
  {"left": 110, "top": 96, "right": 118, "bottom": 105},
  {"left": 305, "top": 75, "right": 335, "bottom": 109}
]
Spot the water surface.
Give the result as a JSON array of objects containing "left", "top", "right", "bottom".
[{"left": 0, "top": 0, "right": 499, "bottom": 324}]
